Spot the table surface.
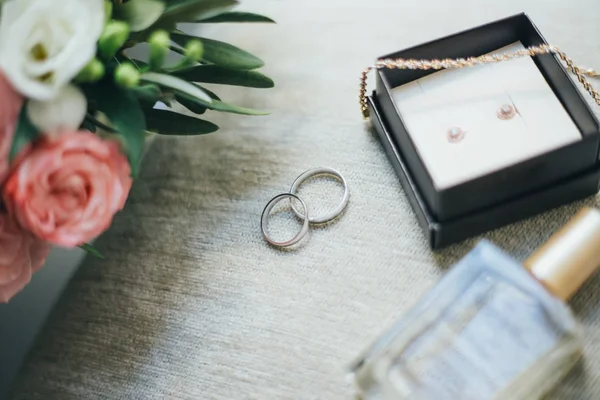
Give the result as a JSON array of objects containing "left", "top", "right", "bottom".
[{"left": 10, "top": 0, "right": 600, "bottom": 399}]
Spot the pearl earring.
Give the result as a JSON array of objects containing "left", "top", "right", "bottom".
[
  {"left": 447, "top": 126, "right": 465, "bottom": 143},
  {"left": 497, "top": 104, "right": 517, "bottom": 120}
]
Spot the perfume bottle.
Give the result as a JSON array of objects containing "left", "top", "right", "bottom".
[{"left": 351, "top": 208, "right": 600, "bottom": 400}]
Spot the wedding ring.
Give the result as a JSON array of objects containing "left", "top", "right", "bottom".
[
  {"left": 289, "top": 167, "right": 349, "bottom": 224},
  {"left": 261, "top": 193, "right": 309, "bottom": 247}
]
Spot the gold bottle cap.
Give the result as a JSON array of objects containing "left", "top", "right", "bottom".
[{"left": 524, "top": 207, "right": 600, "bottom": 301}]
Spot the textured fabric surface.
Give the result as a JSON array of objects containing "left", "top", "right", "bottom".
[{"left": 10, "top": 0, "right": 600, "bottom": 399}]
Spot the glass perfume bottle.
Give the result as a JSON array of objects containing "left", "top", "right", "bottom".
[{"left": 351, "top": 207, "right": 600, "bottom": 400}]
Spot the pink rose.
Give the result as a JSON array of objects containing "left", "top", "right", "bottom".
[
  {"left": 4, "top": 131, "right": 132, "bottom": 247},
  {"left": 0, "top": 214, "right": 50, "bottom": 303},
  {"left": 0, "top": 71, "right": 24, "bottom": 183}
]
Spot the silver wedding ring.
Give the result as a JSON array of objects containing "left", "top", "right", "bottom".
[
  {"left": 289, "top": 167, "right": 349, "bottom": 224},
  {"left": 261, "top": 193, "right": 310, "bottom": 247},
  {"left": 260, "top": 167, "right": 350, "bottom": 248}
]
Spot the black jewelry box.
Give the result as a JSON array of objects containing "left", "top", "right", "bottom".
[
  {"left": 369, "top": 96, "right": 600, "bottom": 249},
  {"left": 374, "top": 13, "right": 600, "bottom": 223}
]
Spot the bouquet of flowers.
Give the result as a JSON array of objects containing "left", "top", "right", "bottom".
[{"left": 0, "top": 0, "right": 273, "bottom": 302}]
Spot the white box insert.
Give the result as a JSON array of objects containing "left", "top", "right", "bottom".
[{"left": 391, "top": 42, "right": 581, "bottom": 190}]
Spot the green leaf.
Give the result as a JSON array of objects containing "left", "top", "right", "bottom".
[
  {"left": 84, "top": 82, "right": 146, "bottom": 177},
  {"left": 176, "top": 82, "right": 220, "bottom": 112},
  {"left": 140, "top": 72, "right": 212, "bottom": 103},
  {"left": 172, "top": 33, "right": 264, "bottom": 70},
  {"left": 209, "top": 99, "right": 268, "bottom": 115},
  {"left": 198, "top": 11, "right": 275, "bottom": 23},
  {"left": 163, "top": 0, "right": 237, "bottom": 22},
  {"left": 173, "top": 65, "right": 274, "bottom": 88},
  {"left": 10, "top": 105, "right": 39, "bottom": 161},
  {"left": 176, "top": 92, "right": 268, "bottom": 115},
  {"left": 195, "top": 84, "right": 220, "bottom": 100},
  {"left": 175, "top": 83, "right": 220, "bottom": 114},
  {"left": 144, "top": 109, "right": 219, "bottom": 135},
  {"left": 131, "top": 84, "right": 162, "bottom": 102},
  {"left": 115, "top": 0, "right": 165, "bottom": 31},
  {"left": 176, "top": 95, "right": 207, "bottom": 114},
  {"left": 79, "top": 243, "right": 106, "bottom": 259}
]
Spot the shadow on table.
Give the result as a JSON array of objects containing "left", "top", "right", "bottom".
[{"left": 430, "top": 197, "right": 598, "bottom": 269}]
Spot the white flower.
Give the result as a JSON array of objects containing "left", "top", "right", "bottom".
[
  {"left": 0, "top": 0, "right": 105, "bottom": 100},
  {"left": 27, "top": 84, "right": 87, "bottom": 135}
]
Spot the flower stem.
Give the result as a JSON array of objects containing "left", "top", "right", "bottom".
[{"left": 85, "top": 114, "right": 118, "bottom": 133}]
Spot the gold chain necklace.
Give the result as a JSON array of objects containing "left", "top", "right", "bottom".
[{"left": 359, "top": 44, "right": 600, "bottom": 119}]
